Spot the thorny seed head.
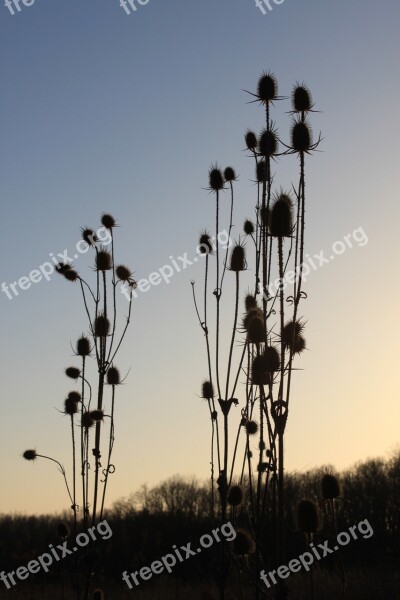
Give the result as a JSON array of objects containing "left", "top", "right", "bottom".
[
  {"left": 64, "top": 269, "right": 79, "bottom": 282},
  {"left": 227, "top": 485, "right": 243, "bottom": 507},
  {"left": 321, "top": 474, "right": 341, "bottom": 500},
  {"left": 282, "top": 320, "right": 306, "bottom": 354},
  {"left": 198, "top": 231, "right": 213, "bottom": 255},
  {"left": 23, "top": 449, "right": 37, "bottom": 461},
  {"left": 101, "top": 213, "right": 116, "bottom": 230},
  {"left": 247, "top": 317, "right": 265, "bottom": 345},
  {"left": 208, "top": 165, "right": 224, "bottom": 191},
  {"left": 94, "top": 314, "right": 110, "bottom": 337},
  {"left": 251, "top": 354, "right": 270, "bottom": 386},
  {"left": 116, "top": 265, "right": 132, "bottom": 282},
  {"left": 257, "top": 71, "right": 278, "bottom": 104},
  {"left": 96, "top": 250, "right": 112, "bottom": 272},
  {"left": 263, "top": 346, "right": 281, "bottom": 372},
  {"left": 259, "top": 128, "right": 278, "bottom": 157},
  {"left": 270, "top": 193, "right": 293, "bottom": 237},
  {"left": 64, "top": 397, "right": 79, "bottom": 416},
  {"left": 68, "top": 391, "right": 81, "bottom": 403},
  {"left": 291, "top": 119, "right": 312, "bottom": 153},
  {"left": 77, "top": 336, "right": 91, "bottom": 357},
  {"left": 245, "top": 420, "right": 258, "bottom": 436},
  {"left": 229, "top": 244, "right": 246, "bottom": 272},
  {"left": 242, "top": 307, "right": 263, "bottom": 331},
  {"left": 57, "top": 523, "right": 69, "bottom": 539},
  {"left": 243, "top": 220, "right": 254, "bottom": 235},
  {"left": 233, "top": 529, "right": 255, "bottom": 555},
  {"left": 56, "top": 262, "right": 71, "bottom": 275},
  {"left": 82, "top": 412, "right": 95, "bottom": 429},
  {"left": 256, "top": 160, "right": 270, "bottom": 183},
  {"left": 245, "top": 130, "right": 258, "bottom": 151},
  {"left": 298, "top": 500, "right": 319, "bottom": 533},
  {"left": 107, "top": 366, "right": 121, "bottom": 385},
  {"left": 65, "top": 367, "right": 81, "bottom": 379},
  {"left": 81, "top": 228, "right": 98, "bottom": 246},
  {"left": 244, "top": 295, "right": 257, "bottom": 312},
  {"left": 292, "top": 84, "right": 313, "bottom": 113},
  {"left": 201, "top": 380, "right": 214, "bottom": 400},
  {"left": 224, "top": 167, "right": 236, "bottom": 182},
  {"left": 90, "top": 410, "right": 104, "bottom": 422}
]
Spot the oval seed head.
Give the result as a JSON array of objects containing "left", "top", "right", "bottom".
[
  {"left": 57, "top": 522, "right": 69, "bottom": 539},
  {"left": 101, "top": 213, "right": 116, "bottom": 230},
  {"left": 256, "top": 160, "right": 270, "bottom": 183},
  {"left": 259, "top": 128, "right": 278, "bottom": 157},
  {"left": 282, "top": 320, "right": 304, "bottom": 345},
  {"left": 77, "top": 336, "right": 91, "bottom": 357},
  {"left": 247, "top": 317, "right": 265, "bottom": 345},
  {"left": 68, "top": 391, "right": 81, "bottom": 403},
  {"left": 64, "top": 397, "right": 79, "bottom": 416},
  {"left": 321, "top": 474, "right": 341, "bottom": 500},
  {"left": 264, "top": 346, "right": 281, "bottom": 372},
  {"left": 93, "top": 590, "right": 104, "bottom": 600},
  {"left": 233, "top": 529, "right": 255, "bottom": 555},
  {"left": 96, "top": 250, "right": 112, "bottom": 272},
  {"left": 291, "top": 120, "right": 312, "bottom": 153},
  {"left": 227, "top": 485, "right": 243, "bottom": 507},
  {"left": 243, "top": 307, "right": 263, "bottom": 331},
  {"left": 81, "top": 228, "right": 98, "bottom": 246},
  {"left": 56, "top": 262, "right": 71, "bottom": 275},
  {"left": 251, "top": 355, "right": 270, "bottom": 386},
  {"left": 90, "top": 410, "right": 104, "bottom": 422},
  {"left": 198, "top": 231, "right": 213, "bottom": 255},
  {"left": 201, "top": 380, "right": 214, "bottom": 400},
  {"left": 116, "top": 265, "right": 132, "bottom": 282},
  {"left": 270, "top": 194, "right": 293, "bottom": 237},
  {"left": 245, "top": 130, "right": 258, "bottom": 151},
  {"left": 94, "top": 315, "right": 110, "bottom": 337},
  {"left": 245, "top": 294, "right": 257, "bottom": 312},
  {"left": 209, "top": 165, "right": 224, "bottom": 191},
  {"left": 292, "top": 84, "right": 313, "bottom": 112},
  {"left": 81, "top": 412, "right": 95, "bottom": 430},
  {"left": 229, "top": 244, "right": 246, "bottom": 272},
  {"left": 107, "top": 366, "right": 121, "bottom": 385},
  {"left": 245, "top": 420, "right": 258, "bottom": 436},
  {"left": 292, "top": 335, "right": 306, "bottom": 354},
  {"left": 257, "top": 71, "right": 277, "bottom": 103},
  {"left": 244, "top": 220, "right": 254, "bottom": 235},
  {"left": 298, "top": 500, "right": 319, "bottom": 533},
  {"left": 64, "top": 269, "right": 79, "bottom": 282},
  {"left": 23, "top": 449, "right": 37, "bottom": 461},
  {"left": 65, "top": 366, "right": 81, "bottom": 379},
  {"left": 224, "top": 167, "right": 236, "bottom": 182}
]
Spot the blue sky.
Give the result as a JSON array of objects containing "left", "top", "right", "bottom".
[{"left": 1, "top": 0, "right": 399, "bottom": 513}]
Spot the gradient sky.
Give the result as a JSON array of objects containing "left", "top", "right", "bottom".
[{"left": 0, "top": 0, "right": 399, "bottom": 514}]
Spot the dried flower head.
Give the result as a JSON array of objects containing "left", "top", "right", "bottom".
[
  {"left": 229, "top": 244, "right": 246, "bottom": 272},
  {"left": 264, "top": 346, "right": 281, "bottom": 372},
  {"left": 81, "top": 412, "right": 95, "bottom": 430},
  {"left": 257, "top": 71, "right": 277, "bottom": 104},
  {"left": 57, "top": 522, "right": 69, "bottom": 539},
  {"left": 227, "top": 485, "right": 243, "bottom": 507},
  {"left": 94, "top": 315, "right": 110, "bottom": 337},
  {"left": 68, "top": 391, "right": 81, "bottom": 403},
  {"left": 224, "top": 167, "right": 236, "bottom": 182},
  {"left": 90, "top": 410, "right": 104, "bottom": 422},
  {"left": 64, "top": 397, "right": 79, "bottom": 416},
  {"left": 321, "top": 474, "right": 341, "bottom": 500},
  {"left": 243, "top": 220, "right": 254, "bottom": 235},
  {"left": 298, "top": 500, "right": 319, "bottom": 533},
  {"left": 116, "top": 265, "right": 132, "bottom": 282},
  {"left": 256, "top": 160, "right": 270, "bottom": 183},
  {"left": 242, "top": 307, "right": 263, "bottom": 331},
  {"left": 65, "top": 367, "right": 81, "bottom": 379},
  {"left": 251, "top": 354, "right": 270, "bottom": 386},
  {"left": 209, "top": 165, "right": 224, "bottom": 191},
  {"left": 56, "top": 262, "right": 71, "bottom": 275},
  {"left": 270, "top": 193, "right": 293, "bottom": 237},
  {"left": 233, "top": 529, "right": 255, "bottom": 555},
  {"left": 198, "top": 231, "right": 213, "bottom": 255},
  {"left": 101, "top": 213, "right": 116, "bottom": 230},
  {"left": 64, "top": 269, "right": 79, "bottom": 282},
  {"left": 23, "top": 449, "right": 37, "bottom": 461},
  {"left": 291, "top": 119, "right": 312, "bottom": 153},
  {"left": 81, "top": 228, "right": 98, "bottom": 246},
  {"left": 76, "top": 336, "right": 91, "bottom": 357},
  {"left": 201, "top": 380, "right": 214, "bottom": 400},
  {"left": 292, "top": 84, "right": 313, "bottom": 113},
  {"left": 96, "top": 250, "right": 112, "bottom": 272},
  {"left": 244, "top": 294, "right": 257, "bottom": 312},
  {"left": 245, "top": 130, "right": 258, "bottom": 151},
  {"left": 107, "top": 366, "right": 121, "bottom": 385},
  {"left": 247, "top": 317, "right": 265, "bottom": 345},
  {"left": 259, "top": 128, "right": 278, "bottom": 157},
  {"left": 245, "top": 420, "right": 258, "bottom": 436}
]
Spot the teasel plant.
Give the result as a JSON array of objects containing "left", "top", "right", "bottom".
[
  {"left": 23, "top": 213, "right": 136, "bottom": 599},
  {"left": 192, "top": 72, "right": 321, "bottom": 599}
]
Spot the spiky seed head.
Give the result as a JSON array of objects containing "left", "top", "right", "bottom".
[
  {"left": 116, "top": 265, "right": 132, "bottom": 282},
  {"left": 56, "top": 262, "right": 71, "bottom": 275},
  {"left": 107, "top": 366, "right": 121, "bottom": 385},
  {"left": 291, "top": 120, "right": 312, "bottom": 153},
  {"left": 209, "top": 166, "right": 224, "bottom": 191},
  {"left": 94, "top": 315, "right": 110, "bottom": 337},
  {"left": 256, "top": 160, "right": 270, "bottom": 183},
  {"left": 68, "top": 391, "right": 81, "bottom": 403},
  {"left": 64, "top": 269, "right": 79, "bottom": 282},
  {"left": 64, "top": 397, "right": 79, "bottom": 416},
  {"left": 82, "top": 412, "right": 95, "bottom": 429},
  {"left": 243, "top": 307, "right": 263, "bottom": 331},
  {"left": 198, "top": 231, "right": 213, "bottom": 255},
  {"left": 257, "top": 72, "right": 277, "bottom": 103},
  {"left": 292, "top": 84, "right": 312, "bottom": 113},
  {"left": 247, "top": 317, "right": 265, "bottom": 345},
  {"left": 321, "top": 474, "right": 341, "bottom": 500},
  {"left": 81, "top": 228, "right": 98, "bottom": 246},
  {"left": 96, "top": 250, "right": 112, "bottom": 272},
  {"left": 245, "top": 420, "right": 258, "bottom": 436},
  {"left": 227, "top": 485, "right": 243, "bottom": 507},
  {"left": 244, "top": 220, "right": 254, "bottom": 235},
  {"left": 233, "top": 529, "right": 255, "bottom": 555},
  {"left": 270, "top": 194, "right": 293, "bottom": 237},
  {"left": 251, "top": 355, "right": 270, "bottom": 386},
  {"left": 244, "top": 294, "right": 257, "bottom": 312},
  {"left": 259, "top": 129, "right": 278, "bottom": 157},
  {"left": 282, "top": 320, "right": 304, "bottom": 345},
  {"left": 292, "top": 335, "right": 306, "bottom": 354},
  {"left": 201, "top": 380, "right": 214, "bottom": 400},
  {"left": 90, "top": 410, "right": 104, "bottom": 422},
  {"left": 93, "top": 590, "right": 104, "bottom": 600},
  {"left": 298, "top": 500, "right": 319, "bottom": 533},
  {"left": 224, "top": 167, "right": 236, "bottom": 182},
  {"left": 101, "top": 213, "right": 116, "bottom": 229},
  {"left": 245, "top": 130, "right": 258, "bottom": 150},
  {"left": 229, "top": 244, "right": 246, "bottom": 272},
  {"left": 57, "top": 522, "right": 69, "bottom": 539},
  {"left": 77, "top": 336, "right": 91, "bottom": 357},
  {"left": 23, "top": 449, "right": 37, "bottom": 461},
  {"left": 65, "top": 367, "right": 81, "bottom": 379},
  {"left": 264, "top": 346, "right": 281, "bottom": 372}
]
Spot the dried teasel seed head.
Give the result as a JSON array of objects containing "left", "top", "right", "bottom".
[
  {"left": 229, "top": 244, "right": 246, "bottom": 272},
  {"left": 81, "top": 228, "right": 98, "bottom": 246},
  {"left": 94, "top": 315, "right": 110, "bottom": 337},
  {"left": 292, "top": 335, "right": 306, "bottom": 354},
  {"left": 244, "top": 294, "right": 257, "bottom": 312},
  {"left": 81, "top": 412, "right": 95, "bottom": 429},
  {"left": 65, "top": 367, "right": 81, "bottom": 379},
  {"left": 116, "top": 265, "right": 132, "bottom": 282},
  {"left": 107, "top": 366, "right": 121, "bottom": 385},
  {"left": 233, "top": 529, "right": 255, "bottom": 555},
  {"left": 198, "top": 231, "right": 213, "bottom": 255},
  {"left": 201, "top": 380, "right": 214, "bottom": 400},
  {"left": 209, "top": 165, "right": 224, "bottom": 191},
  {"left": 64, "top": 269, "right": 79, "bottom": 282},
  {"left": 76, "top": 336, "right": 91, "bottom": 357},
  {"left": 256, "top": 160, "right": 270, "bottom": 183},
  {"left": 259, "top": 128, "right": 278, "bottom": 157},
  {"left": 264, "top": 346, "right": 281, "bottom": 372},
  {"left": 224, "top": 167, "right": 236, "bottom": 182},
  {"left": 257, "top": 71, "right": 277, "bottom": 104},
  {"left": 95, "top": 250, "right": 112, "bottom": 272},
  {"left": 90, "top": 410, "right": 104, "bottom": 422},
  {"left": 291, "top": 119, "right": 312, "bottom": 153},
  {"left": 282, "top": 320, "right": 304, "bottom": 345},
  {"left": 292, "top": 84, "right": 313, "bottom": 113},
  {"left": 243, "top": 307, "right": 263, "bottom": 331},
  {"left": 101, "top": 213, "right": 116, "bottom": 230},
  {"left": 227, "top": 485, "right": 243, "bottom": 507},
  {"left": 93, "top": 590, "right": 104, "bottom": 600},
  {"left": 247, "top": 317, "right": 265, "bottom": 345},
  {"left": 270, "top": 193, "right": 293, "bottom": 237},
  {"left": 68, "top": 391, "right": 81, "bottom": 403},
  {"left": 23, "top": 449, "right": 37, "bottom": 461},
  {"left": 245, "top": 130, "right": 258, "bottom": 150},
  {"left": 64, "top": 397, "right": 79, "bottom": 416},
  {"left": 244, "top": 220, "right": 254, "bottom": 235},
  {"left": 251, "top": 355, "right": 270, "bottom": 386},
  {"left": 57, "top": 522, "right": 69, "bottom": 539},
  {"left": 321, "top": 474, "right": 341, "bottom": 500},
  {"left": 245, "top": 420, "right": 258, "bottom": 436},
  {"left": 56, "top": 262, "right": 71, "bottom": 275},
  {"left": 298, "top": 500, "right": 319, "bottom": 533}
]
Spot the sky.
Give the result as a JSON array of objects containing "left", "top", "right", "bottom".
[{"left": 0, "top": 0, "right": 399, "bottom": 514}]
